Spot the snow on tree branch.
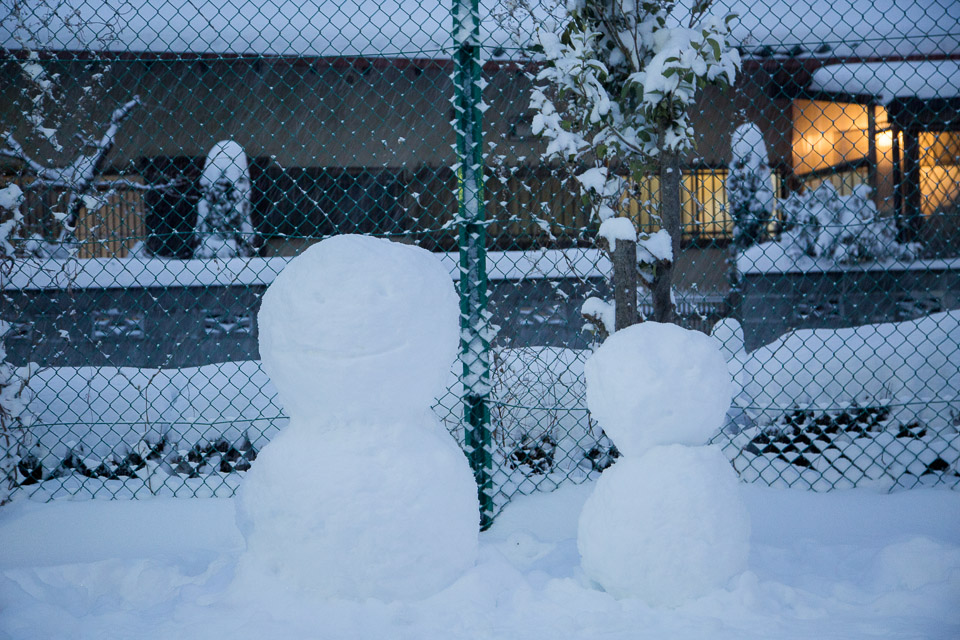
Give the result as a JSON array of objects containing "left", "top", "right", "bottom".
[{"left": 527, "top": 0, "right": 739, "bottom": 328}]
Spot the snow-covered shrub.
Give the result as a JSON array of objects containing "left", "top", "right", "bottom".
[
  {"left": 0, "top": 321, "right": 36, "bottom": 504},
  {"left": 726, "top": 123, "right": 774, "bottom": 250},
  {"left": 0, "top": 184, "right": 26, "bottom": 261},
  {"left": 194, "top": 141, "right": 256, "bottom": 259},
  {"left": 8, "top": 431, "right": 259, "bottom": 498},
  {"left": 487, "top": 347, "right": 616, "bottom": 478},
  {"left": 781, "top": 182, "right": 919, "bottom": 263}
]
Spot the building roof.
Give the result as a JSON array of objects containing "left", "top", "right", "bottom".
[
  {"left": 2, "top": 0, "right": 956, "bottom": 60},
  {"left": 808, "top": 59, "right": 960, "bottom": 104}
]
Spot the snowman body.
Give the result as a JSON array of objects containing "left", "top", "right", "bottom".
[
  {"left": 236, "top": 235, "right": 478, "bottom": 601},
  {"left": 578, "top": 322, "right": 751, "bottom": 606}
]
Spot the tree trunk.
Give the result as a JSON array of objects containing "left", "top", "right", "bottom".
[
  {"left": 653, "top": 142, "right": 680, "bottom": 324},
  {"left": 613, "top": 238, "right": 638, "bottom": 331}
]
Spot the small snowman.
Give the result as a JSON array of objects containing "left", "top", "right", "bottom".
[
  {"left": 577, "top": 322, "right": 751, "bottom": 606},
  {"left": 235, "top": 235, "right": 479, "bottom": 601}
]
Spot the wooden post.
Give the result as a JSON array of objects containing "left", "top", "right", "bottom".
[
  {"left": 867, "top": 103, "right": 879, "bottom": 204},
  {"left": 612, "top": 238, "right": 638, "bottom": 331},
  {"left": 903, "top": 129, "right": 922, "bottom": 242}
]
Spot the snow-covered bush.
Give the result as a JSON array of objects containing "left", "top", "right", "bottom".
[
  {"left": 528, "top": 0, "right": 740, "bottom": 324},
  {"left": 0, "top": 184, "right": 26, "bottom": 261},
  {"left": 194, "top": 141, "right": 256, "bottom": 259},
  {"left": 0, "top": 321, "right": 36, "bottom": 505},
  {"left": 488, "top": 347, "right": 613, "bottom": 478},
  {"left": 726, "top": 122, "right": 774, "bottom": 250},
  {"left": 780, "top": 183, "right": 919, "bottom": 263}
]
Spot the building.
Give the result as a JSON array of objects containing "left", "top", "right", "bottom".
[{"left": 2, "top": 0, "right": 957, "bottom": 279}]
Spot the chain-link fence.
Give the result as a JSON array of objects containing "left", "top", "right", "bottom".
[{"left": 1, "top": 0, "right": 958, "bottom": 522}]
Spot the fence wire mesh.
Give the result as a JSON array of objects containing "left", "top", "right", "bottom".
[{"left": 1, "top": 0, "right": 958, "bottom": 518}]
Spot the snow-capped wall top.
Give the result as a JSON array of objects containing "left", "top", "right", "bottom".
[
  {"left": 809, "top": 60, "right": 960, "bottom": 104},
  {"left": 2, "top": 0, "right": 955, "bottom": 60}
]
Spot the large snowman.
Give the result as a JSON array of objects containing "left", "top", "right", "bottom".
[
  {"left": 578, "top": 322, "right": 751, "bottom": 606},
  {"left": 235, "top": 235, "right": 479, "bottom": 601}
]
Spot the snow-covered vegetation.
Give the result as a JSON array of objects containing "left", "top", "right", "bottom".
[
  {"left": 194, "top": 141, "right": 257, "bottom": 259},
  {"left": 0, "top": 321, "right": 35, "bottom": 505},
  {"left": 726, "top": 122, "right": 774, "bottom": 250},
  {"left": 779, "top": 182, "right": 919, "bottom": 263},
  {"left": 527, "top": 0, "right": 740, "bottom": 323},
  {"left": 7, "top": 310, "right": 959, "bottom": 502}
]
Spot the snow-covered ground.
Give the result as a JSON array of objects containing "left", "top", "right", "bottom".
[{"left": 0, "top": 482, "right": 957, "bottom": 639}]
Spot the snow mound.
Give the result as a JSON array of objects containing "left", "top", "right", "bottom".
[
  {"left": 577, "top": 445, "right": 750, "bottom": 606},
  {"left": 239, "top": 235, "right": 478, "bottom": 601},
  {"left": 235, "top": 420, "right": 479, "bottom": 601},
  {"left": 257, "top": 234, "right": 460, "bottom": 422},
  {"left": 584, "top": 322, "right": 733, "bottom": 456},
  {"left": 742, "top": 310, "right": 960, "bottom": 419}
]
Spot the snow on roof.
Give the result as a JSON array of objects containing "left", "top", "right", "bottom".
[
  {"left": 2, "top": 0, "right": 956, "bottom": 60},
  {"left": 809, "top": 59, "right": 960, "bottom": 104},
  {"left": 719, "top": 0, "right": 960, "bottom": 59}
]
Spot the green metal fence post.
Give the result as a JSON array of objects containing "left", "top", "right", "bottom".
[{"left": 453, "top": 0, "right": 494, "bottom": 529}]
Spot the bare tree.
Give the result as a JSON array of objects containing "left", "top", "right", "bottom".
[{"left": 1, "top": 0, "right": 173, "bottom": 255}]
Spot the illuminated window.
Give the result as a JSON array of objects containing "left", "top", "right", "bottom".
[
  {"left": 792, "top": 100, "right": 879, "bottom": 175},
  {"left": 919, "top": 131, "right": 960, "bottom": 215},
  {"left": 619, "top": 168, "right": 775, "bottom": 241}
]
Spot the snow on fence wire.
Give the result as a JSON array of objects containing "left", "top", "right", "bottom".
[{"left": 1, "top": 0, "right": 959, "bottom": 517}]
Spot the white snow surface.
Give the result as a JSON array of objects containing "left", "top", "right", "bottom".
[
  {"left": 256, "top": 235, "right": 460, "bottom": 422},
  {"left": 809, "top": 60, "right": 960, "bottom": 104},
  {"left": 578, "top": 445, "right": 750, "bottom": 606},
  {"left": 584, "top": 323, "right": 733, "bottom": 457},
  {"left": 637, "top": 229, "right": 673, "bottom": 263},
  {"left": 738, "top": 240, "right": 960, "bottom": 274},
  {"left": 597, "top": 217, "right": 636, "bottom": 252},
  {"left": 739, "top": 310, "right": 960, "bottom": 421},
  {"left": 240, "top": 234, "right": 477, "bottom": 601},
  {"left": 1, "top": 483, "right": 958, "bottom": 638}
]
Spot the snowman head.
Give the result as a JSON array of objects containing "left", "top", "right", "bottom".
[
  {"left": 258, "top": 235, "right": 460, "bottom": 423},
  {"left": 584, "top": 322, "right": 733, "bottom": 457}
]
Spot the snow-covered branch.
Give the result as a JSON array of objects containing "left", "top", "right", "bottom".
[
  {"left": 0, "top": 134, "right": 48, "bottom": 176},
  {"left": 19, "top": 177, "right": 180, "bottom": 193},
  {"left": 527, "top": 0, "right": 738, "bottom": 329}
]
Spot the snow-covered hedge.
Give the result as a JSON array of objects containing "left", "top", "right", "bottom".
[
  {"left": 727, "top": 123, "right": 774, "bottom": 250},
  {"left": 194, "top": 141, "right": 257, "bottom": 259},
  {"left": 779, "top": 183, "right": 919, "bottom": 264}
]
